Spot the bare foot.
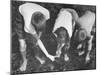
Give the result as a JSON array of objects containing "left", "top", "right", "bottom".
[
  {"left": 64, "top": 54, "right": 69, "bottom": 62},
  {"left": 85, "top": 55, "right": 90, "bottom": 63},
  {"left": 19, "top": 60, "right": 27, "bottom": 71}
]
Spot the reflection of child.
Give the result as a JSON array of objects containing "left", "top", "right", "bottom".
[
  {"left": 18, "top": 3, "right": 53, "bottom": 71},
  {"left": 54, "top": 27, "right": 70, "bottom": 61},
  {"left": 52, "top": 8, "right": 74, "bottom": 61},
  {"left": 76, "top": 11, "right": 95, "bottom": 63}
]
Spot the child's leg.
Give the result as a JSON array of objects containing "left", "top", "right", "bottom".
[{"left": 19, "top": 39, "right": 27, "bottom": 71}]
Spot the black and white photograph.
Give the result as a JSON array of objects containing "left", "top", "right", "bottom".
[{"left": 11, "top": 0, "right": 96, "bottom": 75}]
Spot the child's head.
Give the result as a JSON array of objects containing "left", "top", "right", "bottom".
[
  {"left": 31, "top": 11, "right": 46, "bottom": 33},
  {"left": 54, "top": 27, "right": 69, "bottom": 44}
]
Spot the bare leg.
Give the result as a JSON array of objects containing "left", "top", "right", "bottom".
[
  {"left": 19, "top": 39, "right": 27, "bottom": 71},
  {"left": 55, "top": 43, "right": 65, "bottom": 58},
  {"left": 56, "top": 44, "right": 62, "bottom": 58},
  {"left": 85, "top": 35, "right": 93, "bottom": 63}
]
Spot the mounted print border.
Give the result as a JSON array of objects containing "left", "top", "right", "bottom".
[{"left": 11, "top": 0, "right": 96, "bottom": 75}]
